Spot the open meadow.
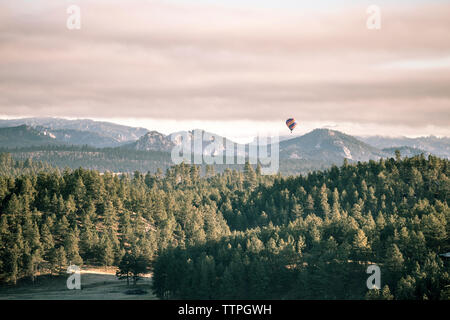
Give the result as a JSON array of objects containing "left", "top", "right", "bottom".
[{"left": 0, "top": 267, "right": 156, "bottom": 300}]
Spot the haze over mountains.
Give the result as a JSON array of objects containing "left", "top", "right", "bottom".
[{"left": 0, "top": 118, "right": 448, "bottom": 174}]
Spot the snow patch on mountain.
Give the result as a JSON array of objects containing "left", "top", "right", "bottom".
[{"left": 342, "top": 146, "right": 352, "bottom": 159}]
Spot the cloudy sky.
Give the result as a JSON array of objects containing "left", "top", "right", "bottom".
[{"left": 0, "top": 0, "right": 449, "bottom": 142}]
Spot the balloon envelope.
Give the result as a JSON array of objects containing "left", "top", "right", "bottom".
[{"left": 286, "top": 118, "right": 297, "bottom": 131}]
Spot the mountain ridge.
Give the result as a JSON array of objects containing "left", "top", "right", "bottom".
[
  {"left": 0, "top": 125, "right": 62, "bottom": 148},
  {"left": 279, "top": 129, "right": 386, "bottom": 162},
  {"left": 0, "top": 118, "right": 448, "bottom": 165},
  {"left": 359, "top": 135, "right": 450, "bottom": 158},
  {"left": 0, "top": 117, "right": 149, "bottom": 147}
]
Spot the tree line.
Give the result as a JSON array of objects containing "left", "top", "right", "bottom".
[
  {"left": 153, "top": 156, "right": 449, "bottom": 299},
  {"left": 2, "top": 145, "right": 332, "bottom": 175},
  {"left": 0, "top": 152, "right": 448, "bottom": 299}
]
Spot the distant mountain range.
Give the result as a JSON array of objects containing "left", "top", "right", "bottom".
[
  {"left": 123, "top": 131, "right": 175, "bottom": 152},
  {"left": 279, "top": 129, "right": 385, "bottom": 162},
  {"left": 0, "top": 118, "right": 448, "bottom": 170},
  {"left": 123, "top": 128, "right": 425, "bottom": 164},
  {"left": 122, "top": 129, "right": 244, "bottom": 158},
  {"left": 0, "top": 125, "right": 62, "bottom": 148},
  {"left": 0, "top": 117, "right": 148, "bottom": 147},
  {"left": 359, "top": 135, "right": 450, "bottom": 159}
]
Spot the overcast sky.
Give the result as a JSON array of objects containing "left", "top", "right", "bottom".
[{"left": 0, "top": 0, "right": 449, "bottom": 141}]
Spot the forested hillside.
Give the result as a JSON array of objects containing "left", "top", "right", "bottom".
[
  {"left": 1, "top": 145, "right": 330, "bottom": 175},
  {"left": 0, "top": 153, "right": 54, "bottom": 176},
  {"left": 0, "top": 125, "right": 61, "bottom": 148},
  {"left": 153, "top": 155, "right": 449, "bottom": 300},
  {"left": 1, "top": 145, "right": 174, "bottom": 174},
  {"left": 0, "top": 153, "right": 448, "bottom": 300}
]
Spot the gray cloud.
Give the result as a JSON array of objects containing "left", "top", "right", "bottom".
[{"left": 0, "top": 0, "right": 449, "bottom": 132}]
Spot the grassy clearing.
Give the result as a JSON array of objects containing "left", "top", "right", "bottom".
[{"left": 0, "top": 268, "right": 157, "bottom": 300}]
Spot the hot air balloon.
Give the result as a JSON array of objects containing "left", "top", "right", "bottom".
[{"left": 286, "top": 118, "right": 297, "bottom": 133}]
